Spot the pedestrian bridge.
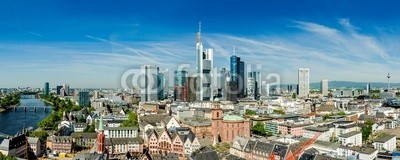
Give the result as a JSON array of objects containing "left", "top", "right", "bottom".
[{"left": 13, "top": 106, "right": 52, "bottom": 112}]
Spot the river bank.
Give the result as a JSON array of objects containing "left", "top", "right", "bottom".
[{"left": 0, "top": 102, "right": 21, "bottom": 113}]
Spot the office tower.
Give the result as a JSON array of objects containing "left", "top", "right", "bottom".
[
  {"left": 62, "top": 84, "right": 70, "bottom": 96},
  {"left": 196, "top": 22, "right": 213, "bottom": 101},
  {"left": 78, "top": 90, "right": 90, "bottom": 107},
  {"left": 185, "top": 77, "right": 197, "bottom": 102},
  {"left": 217, "top": 68, "right": 228, "bottom": 98},
  {"left": 247, "top": 71, "right": 260, "bottom": 100},
  {"left": 366, "top": 84, "right": 371, "bottom": 94},
  {"left": 44, "top": 82, "right": 49, "bottom": 96},
  {"left": 321, "top": 79, "right": 329, "bottom": 96},
  {"left": 297, "top": 68, "right": 310, "bottom": 98},
  {"left": 174, "top": 70, "right": 187, "bottom": 101},
  {"left": 225, "top": 73, "right": 238, "bottom": 102},
  {"left": 93, "top": 90, "right": 100, "bottom": 99},
  {"left": 140, "top": 65, "right": 160, "bottom": 102},
  {"left": 158, "top": 72, "right": 165, "bottom": 100},
  {"left": 56, "top": 85, "right": 62, "bottom": 95},
  {"left": 230, "top": 55, "right": 245, "bottom": 98}
]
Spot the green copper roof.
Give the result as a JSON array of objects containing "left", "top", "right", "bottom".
[
  {"left": 223, "top": 115, "right": 244, "bottom": 121},
  {"left": 99, "top": 116, "right": 104, "bottom": 131}
]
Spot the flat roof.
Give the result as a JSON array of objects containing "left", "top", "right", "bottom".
[
  {"left": 338, "top": 131, "right": 361, "bottom": 138},
  {"left": 374, "top": 134, "right": 396, "bottom": 143}
]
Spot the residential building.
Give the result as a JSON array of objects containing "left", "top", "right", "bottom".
[
  {"left": 196, "top": 23, "right": 213, "bottom": 101},
  {"left": 265, "top": 122, "right": 279, "bottom": 136},
  {"left": 0, "top": 134, "right": 28, "bottom": 158},
  {"left": 104, "top": 127, "right": 138, "bottom": 138},
  {"left": 297, "top": 68, "right": 309, "bottom": 97},
  {"left": 303, "top": 127, "right": 331, "bottom": 142},
  {"left": 180, "top": 117, "right": 212, "bottom": 139},
  {"left": 338, "top": 131, "right": 362, "bottom": 147},
  {"left": 46, "top": 136, "right": 73, "bottom": 154},
  {"left": 73, "top": 123, "right": 87, "bottom": 132},
  {"left": 211, "top": 99, "right": 251, "bottom": 143},
  {"left": 230, "top": 136, "right": 248, "bottom": 158},
  {"left": 106, "top": 137, "right": 143, "bottom": 155},
  {"left": 140, "top": 65, "right": 160, "bottom": 102},
  {"left": 71, "top": 132, "right": 97, "bottom": 149},
  {"left": 373, "top": 134, "right": 396, "bottom": 151},
  {"left": 337, "top": 146, "right": 378, "bottom": 160},
  {"left": 78, "top": 90, "right": 90, "bottom": 107},
  {"left": 27, "top": 137, "right": 41, "bottom": 157},
  {"left": 278, "top": 123, "right": 310, "bottom": 137}
]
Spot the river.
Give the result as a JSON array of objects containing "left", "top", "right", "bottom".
[{"left": 0, "top": 95, "right": 52, "bottom": 141}]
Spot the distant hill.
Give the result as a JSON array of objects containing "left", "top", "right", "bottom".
[{"left": 282, "top": 81, "right": 400, "bottom": 90}]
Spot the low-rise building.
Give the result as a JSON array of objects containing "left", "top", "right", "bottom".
[
  {"left": 338, "top": 131, "right": 362, "bottom": 147},
  {"left": 0, "top": 134, "right": 28, "bottom": 158},
  {"left": 73, "top": 123, "right": 87, "bottom": 132},
  {"left": 71, "top": 132, "right": 97, "bottom": 150},
  {"left": 337, "top": 146, "right": 378, "bottom": 160},
  {"left": 303, "top": 127, "right": 331, "bottom": 142},
  {"left": 104, "top": 127, "right": 138, "bottom": 138},
  {"left": 265, "top": 121, "right": 279, "bottom": 136},
  {"left": 106, "top": 137, "right": 143, "bottom": 155},
  {"left": 46, "top": 136, "right": 73, "bottom": 154},
  {"left": 27, "top": 137, "right": 41, "bottom": 157},
  {"left": 373, "top": 134, "right": 396, "bottom": 152},
  {"left": 180, "top": 117, "right": 212, "bottom": 139}
]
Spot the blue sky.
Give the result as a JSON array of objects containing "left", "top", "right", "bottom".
[{"left": 0, "top": 0, "right": 400, "bottom": 88}]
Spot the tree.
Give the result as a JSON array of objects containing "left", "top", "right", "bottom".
[
  {"left": 273, "top": 109, "right": 285, "bottom": 115},
  {"left": 29, "top": 130, "right": 48, "bottom": 142},
  {"left": 362, "top": 120, "right": 374, "bottom": 142},
  {"left": 245, "top": 110, "right": 257, "bottom": 115},
  {"left": 88, "top": 123, "right": 96, "bottom": 133},
  {"left": 251, "top": 122, "right": 266, "bottom": 136},
  {"left": 0, "top": 152, "right": 17, "bottom": 160},
  {"left": 121, "top": 112, "right": 138, "bottom": 127}
]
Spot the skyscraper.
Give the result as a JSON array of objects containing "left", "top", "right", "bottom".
[
  {"left": 174, "top": 70, "right": 187, "bottom": 101},
  {"left": 247, "top": 71, "right": 260, "bottom": 100},
  {"left": 140, "top": 65, "right": 160, "bottom": 102},
  {"left": 56, "top": 85, "right": 62, "bottom": 95},
  {"left": 62, "top": 84, "right": 70, "bottom": 96},
  {"left": 158, "top": 72, "right": 165, "bottom": 100},
  {"left": 297, "top": 68, "right": 310, "bottom": 98},
  {"left": 185, "top": 77, "right": 197, "bottom": 102},
  {"left": 230, "top": 55, "right": 245, "bottom": 98},
  {"left": 196, "top": 22, "right": 213, "bottom": 101},
  {"left": 44, "top": 82, "right": 49, "bottom": 96},
  {"left": 78, "top": 90, "right": 90, "bottom": 107},
  {"left": 321, "top": 79, "right": 328, "bottom": 96},
  {"left": 225, "top": 72, "right": 238, "bottom": 102}
]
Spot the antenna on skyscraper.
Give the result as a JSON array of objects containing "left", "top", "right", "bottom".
[
  {"left": 233, "top": 46, "right": 236, "bottom": 56},
  {"left": 387, "top": 73, "right": 391, "bottom": 91},
  {"left": 199, "top": 21, "right": 201, "bottom": 33}
]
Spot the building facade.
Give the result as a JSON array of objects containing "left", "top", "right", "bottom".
[
  {"left": 196, "top": 23, "right": 213, "bottom": 101},
  {"left": 140, "top": 65, "right": 160, "bottom": 102},
  {"left": 321, "top": 79, "right": 328, "bottom": 96},
  {"left": 78, "top": 91, "right": 90, "bottom": 107},
  {"left": 297, "top": 68, "right": 310, "bottom": 98}
]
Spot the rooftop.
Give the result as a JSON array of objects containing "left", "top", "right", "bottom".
[
  {"left": 338, "top": 131, "right": 361, "bottom": 138},
  {"left": 223, "top": 115, "right": 244, "bottom": 121},
  {"left": 305, "top": 127, "right": 330, "bottom": 132},
  {"left": 374, "top": 134, "right": 396, "bottom": 143}
]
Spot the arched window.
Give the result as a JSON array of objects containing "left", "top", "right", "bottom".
[{"left": 217, "top": 112, "right": 219, "bottom": 118}]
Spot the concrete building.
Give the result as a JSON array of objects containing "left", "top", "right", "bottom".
[
  {"left": 321, "top": 79, "right": 328, "bottom": 96},
  {"left": 338, "top": 131, "right": 362, "bottom": 147},
  {"left": 44, "top": 82, "right": 50, "bottom": 96},
  {"left": 0, "top": 134, "right": 28, "bottom": 158},
  {"left": 78, "top": 90, "right": 90, "bottom": 107},
  {"left": 104, "top": 127, "right": 138, "bottom": 138},
  {"left": 140, "top": 65, "right": 160, "bottom": 102},
  {"left": 196, "top": 23, "right": 213, "bottom": 101},
  {"left": 303, "top": 126, "right": 331, "bottom": 142},
  {"left": 71, "top": 132, "right": 97, "bottom": 149},
  {"left": 297, "top": 68, "right": 309, "bottom": 98},
  {"left": 373, "top": 134, "right": 396, "bottom": 151},
  {"left": 185, "top": 77, "right": 197, "bottom": 102},
  {"left": 46, "top": 136, "right": 73, "bottom": 154},
  {"left": 337, "top": 146, "right": 378, "bottom": 160},
  {"left": 247, "top": 71, "right": 260, "bottom": 100},
  {"left": 27, "top": 137, "right": 41, "bottom": 157}
]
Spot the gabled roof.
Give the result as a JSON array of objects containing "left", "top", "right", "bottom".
[
  {"left": 231, "top": 136, "right": 248, "bottom": 150},
  {"left": 253, "top": 141, "right": 274, "bottom": 155}
]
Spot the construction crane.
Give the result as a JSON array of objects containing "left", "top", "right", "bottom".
[{"left": 269, "top": 132, "right": 321, "bottom": 160}]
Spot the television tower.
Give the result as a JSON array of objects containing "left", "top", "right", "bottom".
[{"left": 387, "top": 73, "right": 391, "bottom": 91}]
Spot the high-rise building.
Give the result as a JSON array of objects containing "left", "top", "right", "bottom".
[
  {"left": 217, "top": 68, "right": 228, "bottom": 98},
  {"left": 78, "top": 90, "right": 90, "bottom": 107},
  {"left": 158, "top": 72, "right": 165, "bottom": 100},
  {"left": 225, "top": 73, "right": 238, "bottom": 102},
  {"left": 93, "top": 90, "right": 100, "bottom": 99},
  {"left": 196, "top": 22, "right": 213, "bottom": 101},
  {"left": 366, "top": 84, "right": 371, "bottom": 94},
  {"left": 247, "top": 72, "right": 260, "bottom": 100},
  {"left": 44, "top": 82, "right": 49, "bottom": 96},
  {"left": 140, "top": 65, "right": 160, "bottom": 102},
  {"left": 185, "top": 77, "right": 197, "bottom": 102},
  {"left": 230, "top": 55, "right": 245, "bottom": 98},
  {"left": 297, "top": 68, "right": 310, "bottom": 98},
  {"left": 56, "top": 85, "right": 62, "bottom": 95},
  {"left": 174, "top": 70, "right": 187, "bottom": 101},
  {"left": 62, "top": 84, "right": 70, "bottom": 96},
  {"left": 321, "top": 79, "right": 329, "bottom": 96}
]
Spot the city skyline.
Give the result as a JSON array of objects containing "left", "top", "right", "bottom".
[{"left": 1, "top": 0, "right": 400, "bottom": 88}]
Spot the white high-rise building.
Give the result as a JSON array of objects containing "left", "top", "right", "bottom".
[
  {"left": 321, "top": 79, "right": 328, "bottom": 96},
  {"left": 297, "top": 68, "right": 309, "bottom": 98},
  {"left": 196, "top": 22, "right": 213, "bottom": 101},
  {"left": 62, "top": 84, "right": 70, "bottom": 96},
  {"left": 140, "top": 65, "right": 160, "bottom": 102}
]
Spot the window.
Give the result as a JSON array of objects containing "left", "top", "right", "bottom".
[{"left": 217, "top": 112, "right": 219, "bottom": 118}]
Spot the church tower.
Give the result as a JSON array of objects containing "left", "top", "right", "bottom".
[
  {"left": 97, "top": 116, "right": 105, "bottom": 154},
  {"left": 211, "top": 98, "right": 222, "bottom": 144}
]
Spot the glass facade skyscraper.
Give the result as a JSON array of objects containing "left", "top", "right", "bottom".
[{"left": 44, "top": 82, "right": 49, "bottom": 96}]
